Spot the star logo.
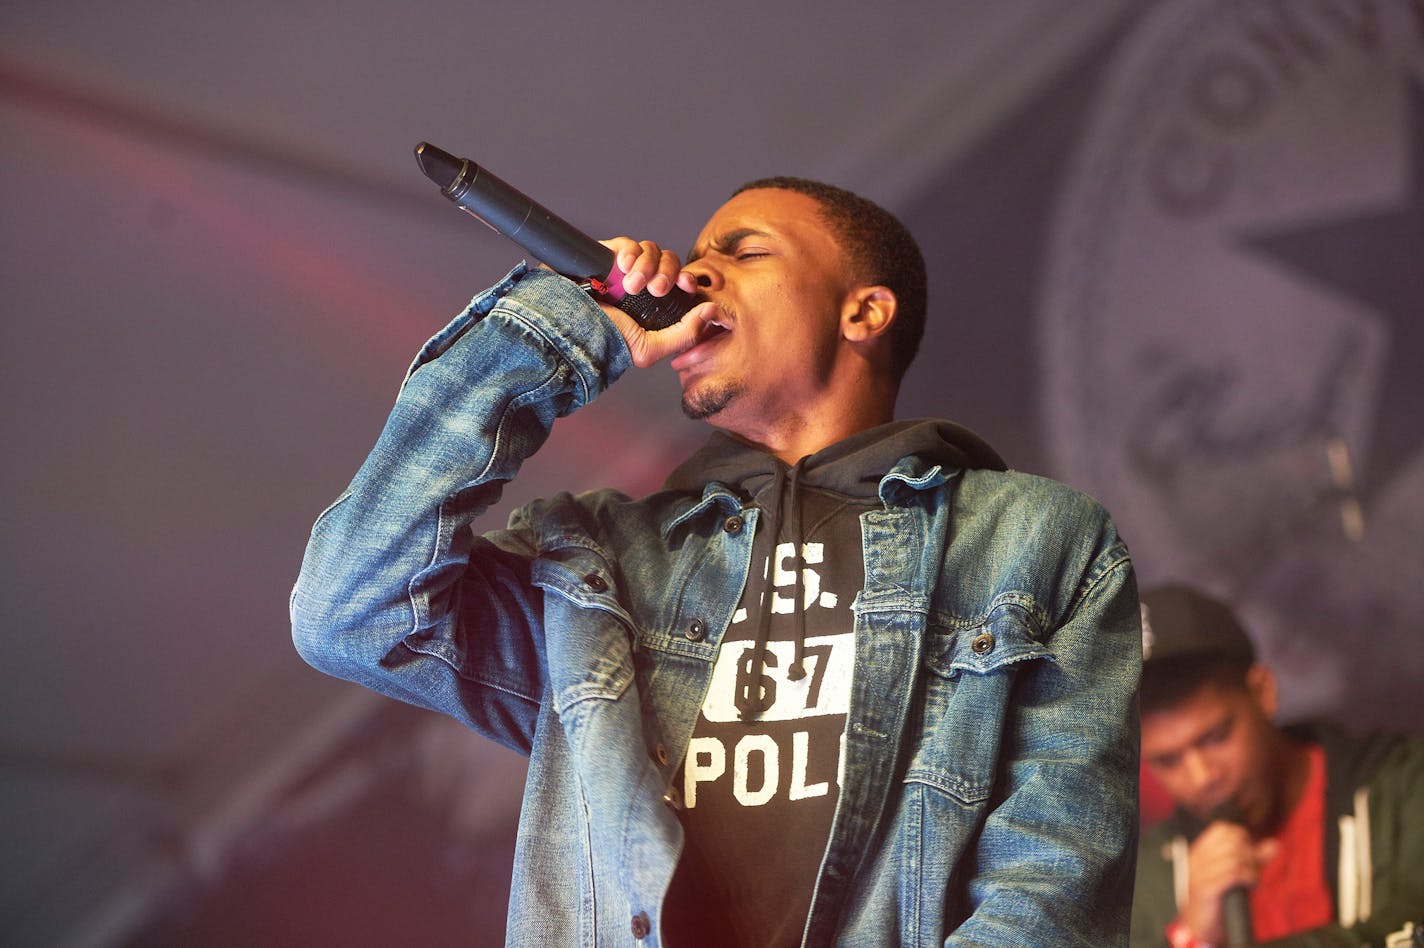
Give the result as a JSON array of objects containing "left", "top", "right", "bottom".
[{"left": 1245, "top": 78, "right": 1424, "bottom": 505}]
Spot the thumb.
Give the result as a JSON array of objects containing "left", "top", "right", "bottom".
[
  {"left": 1254, "top": 838, "right": 1280, "bottom": 866},
  {"left": 609, "top": 301, "right": 717, "bottom": 368}
]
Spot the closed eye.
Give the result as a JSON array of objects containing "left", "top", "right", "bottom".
[{"left": 1201, "top": 720, "right": 1232, "bottom": 747}]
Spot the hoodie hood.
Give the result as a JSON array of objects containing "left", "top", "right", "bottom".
[{"left": 664, "top": 418, "right": 1007, "bottom": 500}]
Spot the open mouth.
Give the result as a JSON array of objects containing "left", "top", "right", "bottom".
[
  {"left": 699, "top": 309, "right": 732, "bottom": 342},
  {"left": 700, "top": 322, "right": 730, "bottom": 342}
]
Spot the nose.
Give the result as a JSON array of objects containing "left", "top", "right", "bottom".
[
  {"left": 1181, "top": 748, "right": 1216, "bottom": 796},
  {"left": 682, "top": 258, "right": 722, "bottom": 292}
]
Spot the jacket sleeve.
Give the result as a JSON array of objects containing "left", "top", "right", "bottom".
[
  {"left": 289, "top": 264, "right": 631, "bottom": 755},
  {"left": 949, "top": 525, "right": 1142, "bottom": 946}
]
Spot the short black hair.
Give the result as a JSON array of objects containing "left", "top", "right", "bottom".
[
  {"left": 1140, "top": 654, "right": 1253, "bottom": 717},
  {"left": 732, "top": 177, "right": 927, "bottom": 381}
]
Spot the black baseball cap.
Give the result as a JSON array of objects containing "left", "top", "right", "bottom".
[{"left": 1139, "top": 584, "right": 1255, "bottom": 666}]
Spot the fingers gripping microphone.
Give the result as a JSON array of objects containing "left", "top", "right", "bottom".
[
  {"left": 414, "top": 142, "right": 695, "bottom": 331},
  {"left": 1208, "top": 805, "right": 1256, "bottom": 947}
]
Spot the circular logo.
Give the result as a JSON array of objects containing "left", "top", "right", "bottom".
[{"left": 1040, "top": 0, "right": 1424, "bottom": 725}]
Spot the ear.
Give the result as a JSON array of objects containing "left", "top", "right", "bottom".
[
  {"left": 841, "top": 285, "right": 897, "bottom": 343},
  {"left": 1245, "top": 663, "right": 1278, "bottom": 719}
]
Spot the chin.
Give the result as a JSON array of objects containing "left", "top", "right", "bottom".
[
  {"left": 680, "top": 396, "right": 723, "bottom": 421},
  {"left": 680, "top": 381, "right": 742, "bottom": 421}
]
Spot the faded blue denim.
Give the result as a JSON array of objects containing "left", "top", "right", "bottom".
[{"left": 291, "top": 265, "right": 1141, "bottom": 946}]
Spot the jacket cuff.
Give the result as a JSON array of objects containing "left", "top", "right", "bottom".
[{"left": 406, "top": 262, "right": 633, "bottom": 400}]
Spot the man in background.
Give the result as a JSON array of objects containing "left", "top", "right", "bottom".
[{"left": 1131, "top": 583, "right": 1424, "bottom": 947}]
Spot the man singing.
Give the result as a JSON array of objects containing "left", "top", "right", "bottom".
[
  {"left": 292, "top": 177, "right": 1141, "bottom": 945},
  {"left": 1131, "top": 584, "right": 1424, "bottom": 947}
]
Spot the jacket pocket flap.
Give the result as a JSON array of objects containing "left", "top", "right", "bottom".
[
  {"left": 925, "top": 606, "right": 1053, "bottom": 678},
  {"left": 530, "top": 550, "right": 622, "bottom": 611}
]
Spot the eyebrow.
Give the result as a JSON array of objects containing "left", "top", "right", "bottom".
[
  {"left": 1145, "top": 710, "right": 1237, "bottom": 766},
  {"left": 686, "top": 227, "right": 771, "bottom": 263}
]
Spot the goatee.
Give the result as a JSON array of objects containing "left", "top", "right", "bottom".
[{"left": 680, "top": 383, "right": 743, "bottom": 420}]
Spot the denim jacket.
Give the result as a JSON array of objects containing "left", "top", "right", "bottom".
[{"left": 291, "top": 265, "right": 1141, "bottom": 947}]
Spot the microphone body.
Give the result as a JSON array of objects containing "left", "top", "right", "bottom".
[
  {"left": 414, "top": 142, "right": 694, "bottom": 331},
  {"left": 1207, "top": 805, "right": 1256, "bottom": 947},
  {"left": 1221, "top": 886, "right": 1254, "bottom": 947}
]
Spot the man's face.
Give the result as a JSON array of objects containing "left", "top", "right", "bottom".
[
  {"left": 1140, "top": 674, "right": 1279, "bottom": 828},
  {"left": 673, "top": 188, "right": 860, "bottom": 433}
]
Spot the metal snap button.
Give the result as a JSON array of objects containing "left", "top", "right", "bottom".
[
  {"left": 971, "top": 632, "right": 995, "bottom": 654},
  {"left": 723, "top": 514, "right": 744, "bottom": 534},
  {"left": 685, "top": 619, "right": 707, "bottom": 641},
  {"left": 583, "top": 573, "right": 608, "bottom": 592},
  {"left": 631, "top": 912, "right": 651, "bottom": 939},
  {"left": 663, "top": 785, "right": 682, "bottom": 809}
]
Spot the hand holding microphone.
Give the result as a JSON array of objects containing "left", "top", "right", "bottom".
[
  {"left": 594, "top": 237, "right": 717, "bottom": 367},
  {"left": 1179, "top": 807, "right": 1277, "bottom": 947}
]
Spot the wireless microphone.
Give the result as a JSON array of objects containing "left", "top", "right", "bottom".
[{"left": 414, "top": 142, "right": 695, "bottom": 331}]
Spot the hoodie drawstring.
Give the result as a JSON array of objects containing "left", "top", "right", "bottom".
[
  {"left": 740, "top": 457, "right": 808, "bottom": 721},
  {"left": 786, "top": 459, "right": 808, "bottom": 683}
]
